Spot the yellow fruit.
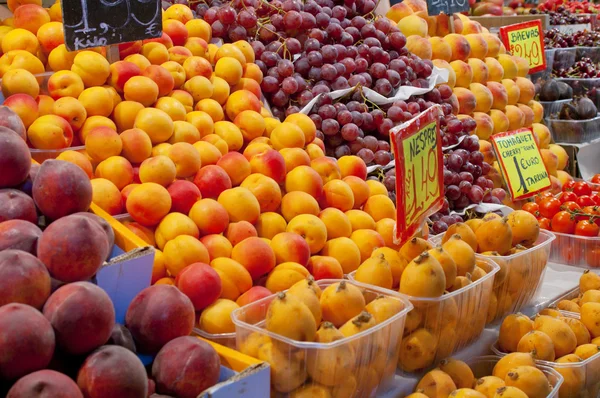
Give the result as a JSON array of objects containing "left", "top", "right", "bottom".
[
  {"left": 399, "top": 236, "right": 433, "bottom": 262},
  {"left": 442, "top": 222, "right": 478, "bottom": 251},
  {"left": 492, "top": 352, "right": 535, "bottom": 380},
  {"left": 365, "top": 296, "right": 405, "bottom": 323},
  {"left": 581, "top": 302, "right": 600, "bottom": 338},
  {"left": 439, "top": 358, "right": 475, "bottom": 389},
  {"left": 399, "top": 252, "right": 446, "bottom": 298},
  {"left": 265, "top": 292, "right": 317, "bottom": 342},
  {"left": 319, "top": 281, "right": 365, "bottom": 328},
  {"left": 442, "top": 234, "right": 476, "bottom": 276},
  {"left": 475, "top": 217, "right": 513, "bottom": 255},
  {"left": 474, "top": 376, "right": 505, "bottom": 398},
  {"left": 306, "top": 322, "right": 355, "bottom": 386},
  {"left": 504, "top": 366, "right": 551, "bottom": 398},
  {"left": 398, "top": 328, "right": 438, "bottom": 372},
  {"left": 257, "top": 342, "right": 307, "bottom": 393},
  {"left": 414, "top": 369, "right": 457, "bottom": 397},
  {"left": 581, "top": 269, "right": 600, "bottom": 293},
  {"left": 517, "top": 331, "right": 555, "bottom": 361},
  {"left": 339, "top": 311, "right": 377, "bottom": 337},
  {"left": 354, "top": 252, "right": 393, "bottom": 289},
  {"left": 287, "top": 278, "right": 322, "bottom": 325},
  {"left": 498, "top": 313, "right": 534, "bottom": 353},
  {"left": 427, "top": 246, "right": 457, "bottom": 290},
  {"left": 533, "top": 315, "right": 577, "bottom": 357}
]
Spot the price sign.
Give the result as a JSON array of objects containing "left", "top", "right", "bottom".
[
  {"left": 62, "top": 0, "right": 162, "bottom": 51},
  {"left": 491, "top": 128, "right": 552, "bottom": 200},
  {"left": 390, "top": 106, "right": 444, "bottom": 246},
  {"left": 499, "top": 20, "right": 547, "bottom": 74},
  {"left": 426, "top": 0, "right": 469, "bottom": 17}
]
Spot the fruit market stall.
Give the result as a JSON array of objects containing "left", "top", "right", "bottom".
[{"left": 3, "top": 0, "right": 600, "bottom": 396}]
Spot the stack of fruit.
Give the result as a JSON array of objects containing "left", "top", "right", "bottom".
[
  {"left": 554, "top": 270, "right": 600, "bottom": 314},
  {"left": 410, "top": 356, "right": 560, "bottom": 397},
  {"left": 433, "top": 210, "right": 554, "bottom": 323},
  {"left": 385, "top": 1, "right": 561, "bottom": 208},
  {"left": 495, "top": 302, "right": 600, "bottom": 398},
  {"left": 0, "top": 128, "right": 224, "bottom": 397}
]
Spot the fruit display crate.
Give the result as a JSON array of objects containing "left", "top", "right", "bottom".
[
  {"left": 430, "top": 230, "right": 555, "bottom": 324},
  {"left": 546, "top": 115, "right": 600, "bottom": 145},
  {"left": 466, "top": 355, "right": 563, "bottom": 398},
  {"left": 231, "top": 279, "right": 413, "bottom": 397},
  {"left": 491, "top": 313, "right": 600, "bottom": 398},
  {"left": 349, "top": 257, "right": 500, "bottom": 374},
  {"left": 548, "top": 230, "right": 600, "bottom": 269}
]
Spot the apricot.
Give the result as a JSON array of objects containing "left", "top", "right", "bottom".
[
  {"left": 163, "top": 235, "right": 210, "bottom": 277},
  {"left": 91, "top": 178, "right": 123, "bottom": 215},
  {"left": 249, "top": 149, "right": 286, "bottom": 184},
  {"left": 28, "top": 113, "right": 74, "bottom": 150},
  {"left": 214, "top": 121, "right": 243, "bottom": 151},
  {"left": 240, "top": 173, "right": 282, "bottom": 213},
  {"left": 126, "top": 182, "right": 172, "bottom": 227},
  {"left": 225, "top": 221, "right": 257, "bottom": 246},
  {"left": 210, "top": 257, "right": 252, "bottom": 301},
  {"left": 270, "top": 232, "right": 311, "bottom": 267},
  {"left": 321, "top": 237, "right": 362, "bottom": 274},
  {"left": 134, "top": 108, "right": 174, "bottom": 144},
  {"left": 218, "top": 186, "right": 260, "bottom": 224},
  {"left": 233, "top": 110, "right": 264, "bottom": 142},
  {"left": 286, "top": 214, "right": 328, "bottom": 254},
  {"left": 0, "top": 303, "right": 55, "bottom": 380},
  {"left": 319, "top": 208, "right": 352, "bottom": 239},
  {"left": 176, "top": 262, "right": 221, "bottom": 310},
  {"left": 71, "top": 51, "right": 110, "bottom": 87},
  {"left": 231, "top": 237, "right": 276, "bottom": 280},
  {"left": 265, "top": 262, "right": 311, "bottom": 293},
  {"left": 271, "top": 121, "right": 305, "bottom": 150},
  {"left": 154, "top": 212, "right": 199, "bottom": 250}
]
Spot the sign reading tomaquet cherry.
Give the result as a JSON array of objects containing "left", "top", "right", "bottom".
[
  {"left": 499, "top": 20, "right": 547, "bottom": 74},
  {"left": 390, "top": 105, "right": 444, "bottom": 246},
  {"left": 491, "top": 128, "right": 552, "bottom": 200}
]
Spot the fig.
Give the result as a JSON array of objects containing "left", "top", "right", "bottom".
[
  {"left": 556, "top": 81, "right": 573, "bottom": 100},
  {"left": 576, "top": 97, "right": 598, "bottom": 120},
  {"left": 539, "top": 80, "right": 560, "bottom": 101},
  {"left": 559, "top": 103, "right": 578, "bottom": 120}
]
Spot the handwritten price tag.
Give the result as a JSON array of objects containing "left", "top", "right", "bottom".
[
  {"left": 499, "top": 20, "right": 547, "bottom": 74},
  {"left": 491, "top": 128, "right": 551, "bottom": 200},
  {"left": 426, "top": 0, "right": 469, "bottom": 17},
  {"left": 390, "top": 106, "right": 444, "bottom": 246}
]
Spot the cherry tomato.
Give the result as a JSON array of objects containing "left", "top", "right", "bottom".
[
  {"left": 563, "top": 180, "right": 576, "bottom": 191},
  {"left": 582, "top": 206, "right": 600, "bottom": 226},
  {"left": 538, "top": 217, "right": 551, "bottom": 230},
  {"left": 577, "top": 195, "right": 595, "bottom": 208},
  {"left": 561, "top": 201, "right": 581, "bottom": 212},
  {"left": 522, "top": 202, "right": 539, "bottom": 215},
  {"left": 535, "top": 191, "right": 554, "bottom": 205},
  {"left": 575, "top": 220, "right": 600, "bottom": 237},
  {"left": 574, "top": 181, "right": 593, "bottom": 197},
  {"left": 591, "top": 174, "right": 600, "bottom": 184},
  {"left": 539, "top": 197, "right": 562, "bottom": 219},
  {"left": 551, "top": 211, "right": 577, "bottom": 234},
  {"left": 560, "top": 191, "right": 578, "bottom": 203},
  {"left": 592, "top": 194, "right": 600, "bottom": 206}
]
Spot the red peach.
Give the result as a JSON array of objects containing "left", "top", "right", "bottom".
[
  {"left": 0, "top": 249, "right": 50, "bottom": 309},
  {"left": 125, "top": 284, "right": 195, "bottom": 354},
  {"left": 0, "top": 219, "right": 42, "bottom": 255},
  {"left": 0, "top": 105, "right": 26, "bottom": 140},
  {"left": 0, "top": 189, "right": 37, "bottom": 223},
  {"left": 152, "top": 336, "right": 220, "bottom": 398},
  {"left": 0, "top": 127, "right": 30, "bottom": 189},
  {"left": 0, "top": 303, "right": 55, "bottom": 380},
  {"left": 77, "top": 345, "right": 147, "bottom": 398},
  {"left": 8, "top": 369, "right": 83, "bottom": 398}
]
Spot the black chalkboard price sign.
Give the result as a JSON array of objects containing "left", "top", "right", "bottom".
[
  {"left": 427, "top": 0, "right": 469, "bottom": 16},
  {"left": 62, "top": 0, "right": 163, "bottom": 51}
]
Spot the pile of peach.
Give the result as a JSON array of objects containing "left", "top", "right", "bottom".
[
  {"left": 386, "top": 0, "right": 570, "bottom": 201},
  {"left": 0, "top": 127, "right": 226, "bottom": 397}
]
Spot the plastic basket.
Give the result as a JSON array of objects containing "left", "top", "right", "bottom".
[
  {"left": 547, "top": 115, "right": 600, "bottom": 145},
  {"left": 430, "top": 230, "right": 555, "bottom": 324},
  {"left": 577, "top": 47, "right": 600, "bottom": 64},
  {"left": 29, "top": 145, "right": 86, "bottom": 163},
  {"left": 231, "top": 279, "right": 413, "bottom": 397},
  {"left": 466, "top": 355, "right": 563, "bottom": 397},
  {"left": 549, "top": 231, "right": 600, "bottom": 269},
  {"left": 539, "top": 99, "right": 571, "bottom": 118},
  {"left": 349, "top": 257, "right": 499, "bottom": 374},
  {"left": 193, "top": 328, "right": 236, "bottom": 350},
  {"left": 555, "top": 78, "right": 600, "bottom": 109},
  {"left": 553, "top": 48, "right": 577, "bottom": 71},
  {"left": 548, "top": 286, "right": 581, "bottom": 318},
  {"left": 491, "top": 312, "right": 600, "bottom": 398}
]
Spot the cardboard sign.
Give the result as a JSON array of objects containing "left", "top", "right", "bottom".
[
  {"left": 426, "top": 0, "right": 470, "bottom": 17},
  {"left": 491, "top": 128, "right": 552, "bottom": 200},
  {"left": 390, "top": 106, "right": 444, "bottom": 245},
  {"left": 499, "top": 20, "right": 547, "bottom": 74},
  {"left": 62, "top": 0, "right": 162, "bottom": 51}
]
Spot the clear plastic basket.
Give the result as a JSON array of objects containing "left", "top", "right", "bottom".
[
  {"left": 548, "top": 286, "right": 581, "bottom": 318},
  {"left": 29, "top": 145, "right": 86, "bottom": 163},
  {"left": 549, "top": 231, "right": 600, "bottom": 269},
  {"left": 349, "top": 257, "right": 499, "bottom": 374},
  {"left": 547, "top": 115, "right": 600, "bottom": 145},
  {"left": 577, "top": 47, "right": 600, "bottom": 64},
  {"left": 539, "top": 99, "right": 571, "bottom": 118},
  {"left": 466, "top": 355, "right": 563, "bottom": 397},
  {"left": 530, "top": 49, "right": 555, "bottom": 85},
  {"left": 231, "top": 279, "right": 413, "bottom": 397},
  {"left": 555, "top": 78, "right": 600, "bottom": 109},
  {"left": 430, "top": 230, "right": 555, "bottom": 324},
  {"left": 491, "top": 312, "right": 600, "bottom": 398},
  {"left": 193, "top": 327, "right": 236, "bottom": 349},
  {"left": 553, "top": 48, "right": 577, "bottom": 71}
]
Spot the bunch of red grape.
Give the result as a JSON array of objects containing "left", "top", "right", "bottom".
[{"left": 196, "top": 0, "right": 434, "bottom": 118}]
